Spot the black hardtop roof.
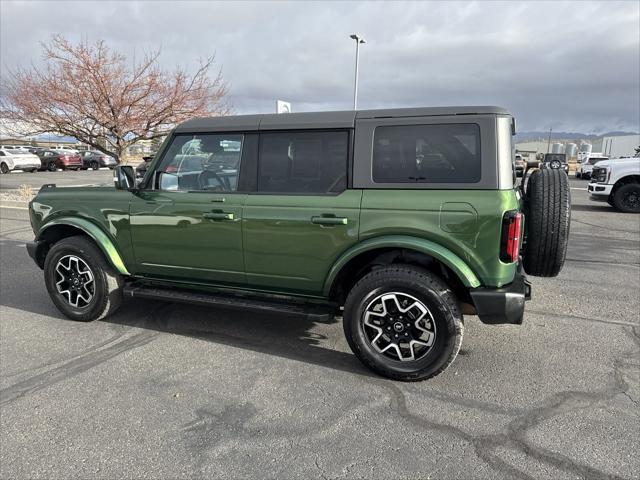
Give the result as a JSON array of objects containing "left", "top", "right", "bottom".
[{"left": 174, "top": 106, "right": 510, "bottom": 133}]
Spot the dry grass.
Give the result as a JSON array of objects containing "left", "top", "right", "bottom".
[{"left": 17, "top": 184, "right": 34, "bottom": 200}]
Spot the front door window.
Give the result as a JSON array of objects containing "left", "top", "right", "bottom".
[{"left": 157, "top": 134, "right": 243, "bottom": 192}]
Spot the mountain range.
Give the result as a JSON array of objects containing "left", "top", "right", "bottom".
[{"left": 515, "top": 131, "right": 638, "bottom": 143}]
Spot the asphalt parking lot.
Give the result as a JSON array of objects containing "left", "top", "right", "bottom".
[{"left": 1, "top": 175, "right": 638, "bottom": 479}]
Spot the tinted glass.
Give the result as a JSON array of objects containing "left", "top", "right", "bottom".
[
  {"left": 372, "top": 124, "right": 481, "bottom": 183},
  {"left": 157, "top": 134, "right": 243, "bottom": 192},
  {"left": 258, "top": 131, "right": 348, "bottom": 193}
]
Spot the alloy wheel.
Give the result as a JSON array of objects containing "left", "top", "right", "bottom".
[
  {"left": 622, "top": 189, "right": 640, "bottom": 211},
  {"left": 363, "top": 292, "right": 436, "bottom": 362},
  {"left": 54, "top": 255, "right": 95, "bottom": 308}
]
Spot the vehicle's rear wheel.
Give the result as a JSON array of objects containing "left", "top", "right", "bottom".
[
  {"left": 343, "top": 265, "right": 463, "bottom": 381},
  {"left": 91, "top": 161, "right": 99, "bottom": 170},
  {"left": 0, "top": 163, "right": 9, "bottom": 174},
  {"left": 44, "top": 236, "right": 124, "bottom": 321},
  {"left": 523, "top": 169, "right": 571, "bottom": 277},
  {"left": 47, "top": 161, "right": 57, "bottom": 172},
  {"left": 612, "top": 183, "right": 640, "bottom": 213}
]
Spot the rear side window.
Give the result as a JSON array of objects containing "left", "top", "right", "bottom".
[
  {"left": 372, "top": 124, "right": 481, "bottom": 183},
  {"left": 258, "top": 131, "right": 348, "bottom": 194}
]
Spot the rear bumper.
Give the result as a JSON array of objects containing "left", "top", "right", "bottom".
[
  {"left": 470, "top": 271, "right": 531, "bottom": 325},
  {"left": 14, "top": 163, "right": 41, "bottom": 170}
]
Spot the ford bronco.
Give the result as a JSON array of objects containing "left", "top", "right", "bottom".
[{"left": 27, "top": 107, "right": 571, "bottom": 381}]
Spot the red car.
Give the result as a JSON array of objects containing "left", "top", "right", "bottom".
[{"left": 36, "top": 149, "right": 83, "bottom": 171}]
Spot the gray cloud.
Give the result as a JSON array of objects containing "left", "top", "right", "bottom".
[{"left": 1, "top": 0, "right": 638, "bottom": 133}]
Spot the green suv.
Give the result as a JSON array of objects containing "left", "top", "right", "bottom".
[{"left": 27, "top": 107, "right": 571, "bottom": 381}]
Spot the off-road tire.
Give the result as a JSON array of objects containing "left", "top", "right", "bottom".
[
  {"left": 343, "top": 265, "right": 464, "bottom": 381},
  {"left": 523, "top": 169, "right": 571, "bottom": 277},
  {"left": 612, "top": 183, "right": 640, "bottom": 213},
  {"left": 44, "top": 236, "right": 124, "bottom": 322}
]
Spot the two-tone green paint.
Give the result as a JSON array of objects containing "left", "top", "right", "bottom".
[
  {"left": 28, "top": 184, "right": 519, "bottom": 298},
  {"left": 30, "top": 187, "right": 133, "bottom": 276}
]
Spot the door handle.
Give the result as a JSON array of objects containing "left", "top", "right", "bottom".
[
  {"left": 203, "top": 212, "right": 234, "bottom": 220},
  {"left": 311, "top": 216, "right": 348, "bottom": 226}
]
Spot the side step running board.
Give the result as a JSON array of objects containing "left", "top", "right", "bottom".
[{"left": 122, "top": 283, "right": 335, "bottom": 316}]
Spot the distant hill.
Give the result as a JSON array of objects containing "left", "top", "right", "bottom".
[{"left": 515, "top": 131, "right": 638, "bottom": 143}]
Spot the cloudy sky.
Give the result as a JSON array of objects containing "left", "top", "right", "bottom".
[{"left": 1, "top": 0, "right": 638, "bottom": 133}]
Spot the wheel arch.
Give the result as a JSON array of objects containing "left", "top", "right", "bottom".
[
  {"left": 323, "top": 236, "right": 481, "bottom": 303},
  {"left": 611, "top": 174, "right": 640, "bottom": 196},
  {"left": 35, "top": 218, "right": 130, "bottom": 275}
]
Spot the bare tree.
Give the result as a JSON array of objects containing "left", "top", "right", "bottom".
[{"left": 0, "top": 35, "right": 229, "bottom": 161}]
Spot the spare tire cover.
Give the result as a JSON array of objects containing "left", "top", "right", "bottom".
[{"left": 523, "top": 169, "right": 571, "bottom": 277}]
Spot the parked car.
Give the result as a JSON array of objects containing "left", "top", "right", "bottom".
[
  {"left": 514, "top": 154, "right": 526, "bottom": 177},
  {"left": 541, "top": 153, "right": 569, "bottom": 173},
  {"left": 26, "top": 106, "right": 571, "bottom": 381},
  {"left": 55, "top": 146, "right": 80, "bottom": 154},
  {"left": 576, "top": 155, "right": 608, "bottom": 179},
  {"left": 0, "top": 149, "right": 41, "bottom": 173},
  {"left": 588, "top": 156, "right": 640, "bottom": 212},
  {"left": 135, "top": 155, "right": 154, "bottom": 178},
  {"left": 35, "top": 149, "right": 82, "bottom": 171},
  {"left": 79, "top": 150, "right": 118, "bottom": 170}
]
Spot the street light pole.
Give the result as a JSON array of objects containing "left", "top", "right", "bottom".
[{"left": 350, "top": 34, "right": 365, "bottom": 110}]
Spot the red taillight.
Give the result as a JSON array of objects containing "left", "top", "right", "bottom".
[{"left": 500, "top": 211, "right": 523, "bottom": 263}]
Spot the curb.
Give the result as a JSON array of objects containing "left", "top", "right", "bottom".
[{"left": 0, "top": 200, "right": 29, "bottom": 210}]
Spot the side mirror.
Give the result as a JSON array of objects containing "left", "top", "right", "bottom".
[
  {"left": 154, "top": 171, "right": 179, "bottom": 191},
  {"left": 113, "top": 165, "right": 137, "bottom": 190}
]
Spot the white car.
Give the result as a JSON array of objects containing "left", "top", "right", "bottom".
[
  {"left": 0, "top": 149, "right": 42, "bottom": 174},
  {"left": 576, "top": 155, "right": 608, "bottom": 179},
  {"left": 588, "top": 156, "right": 640, "bottom": 212}
]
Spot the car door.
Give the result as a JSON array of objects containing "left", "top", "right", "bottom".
[
  {"left": 243, "top": 130, "right": 361, "bottom": 294},
  {"left": 129, "top": 132, "right": 249, "bottom": 286}
]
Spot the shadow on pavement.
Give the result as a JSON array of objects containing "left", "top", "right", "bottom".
[{"left": 105, "top": 298, "right": 374, "bottom": 378}]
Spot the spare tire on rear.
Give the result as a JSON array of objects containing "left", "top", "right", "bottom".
[{"left": 523, "top": 169, "right": 571, "bottom": 277}]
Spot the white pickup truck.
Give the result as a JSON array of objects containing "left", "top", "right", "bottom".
[{"left": 588, "top": 156, "right": 640, "bottom": 213}]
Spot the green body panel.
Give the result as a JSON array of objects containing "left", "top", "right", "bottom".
[
  {"left": 359, "top": 189, "right": 519, "bottom": 288},
  {"left": 323, "top": 235, "right": 481, "bottom": 295},
  {"left": 28, "top": 184, "right": 519, "bottom": 298},
  {"left": 129, "top": 190, "right": 246, "bottom": 284},
  {"left": 242, "top": 190, "right": 362, "bottom": 293},
  {"left": 30, "top": 188, "right": 133, "bottom": 275}
]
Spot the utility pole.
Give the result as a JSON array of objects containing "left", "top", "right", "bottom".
[
  {"left": 546, "top": 127, "right": 553, "bottom": 153},
  {"left": 350, "top": 34, "right": 366, "bottom": 110}
]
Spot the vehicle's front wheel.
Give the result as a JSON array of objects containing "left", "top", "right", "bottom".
[
  {"left": 343, "top": 266, "right": 463, "bottom": 381},
  {"left": 44, "top": 236, "right": 124, "bottom": 321},
  {"left": 612, "top": 183, "right": 640, "bottom": 213}
]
